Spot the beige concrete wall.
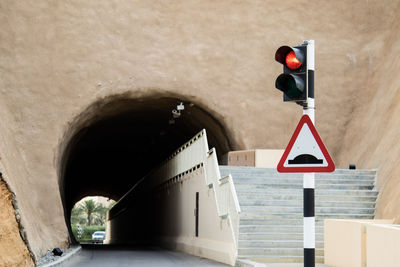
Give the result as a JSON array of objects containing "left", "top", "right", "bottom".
[
  {"left": 324, "top": 219, "right": 395, "bottom": 267},
  {"left": 366, "top": 224, "right": 400, "bottom": 267},
  {"left": 255, "top": 149, "right": 284, "bottom": 168},
  {"left": 324, "top": 220, "right": 365, "bottom": 267},
  {"left": 156, "top": 167, "right": 236, "bottom": 265},
  {"left": 226, "top": 150, "right": 256, "bottom": 167},
  {"left": 226, "top": 149, "right": 283, "bottom": 168},
  {"left": 0, "top": 0, "right": 400, "bottom": 259}
]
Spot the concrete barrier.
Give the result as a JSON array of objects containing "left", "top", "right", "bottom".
[
  {"left": 366, "top": 223, "right": 400, "bottom": 267},
  {"left": 324, "top": 219, "right": 394, "bottom": 267}
]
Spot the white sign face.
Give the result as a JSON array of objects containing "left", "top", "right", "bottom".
[
  {"left": 277, "top": 115, "right": 334, "bottom": 173},
  {"left": 283, "top": 123, "right": 328, "bottom": 168}
]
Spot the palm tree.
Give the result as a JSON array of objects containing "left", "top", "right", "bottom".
[
  {"left": 79, "top": 200, "right": 104, "bottom": 226},
  {"left": 70, "top": 205, "right": 85, "bottom": 225},
  {"left": 93, "top": 204, "right": 108, "bottom": 225}
]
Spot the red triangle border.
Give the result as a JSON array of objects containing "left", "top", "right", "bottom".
[{"left": 277, "top": 115, "right": 335, "bottom": 173}]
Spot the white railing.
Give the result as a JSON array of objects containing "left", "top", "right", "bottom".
[
  {"left": 111, "top": 130, "right": 209, "bottom": 216},
  {"left": 109, "top": 129, "right": 241, "bottom": 252},
  {"left": 219, "top": 174, "right": 241, "bottom": 244},
  {"left": 149, "top": 129, "right": 209, "bottom": 187},
  {"left": 205, "top": 147, "right": 241, "bottom": 248}
]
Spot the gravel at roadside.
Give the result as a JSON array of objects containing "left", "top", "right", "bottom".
[{"left": 37, "top": 246, "right": 80, "bottom": 266}]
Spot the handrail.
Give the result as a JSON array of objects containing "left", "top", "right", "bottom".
[
  {"left": 109, "top": 129, "right": 208, "bottom": 218},
  {"left": 226, "top": 174, "right": 241, "bottom": 214},
  {"left": 205, "top": 147, "right": 241, "bottom": 248}
]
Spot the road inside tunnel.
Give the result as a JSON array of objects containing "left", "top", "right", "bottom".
[
  {"left": 59, "top": 96, "right": 233, "bottom": 244},
  {"left": 64, "top": 244, "right": 229, "bottom": 266}
]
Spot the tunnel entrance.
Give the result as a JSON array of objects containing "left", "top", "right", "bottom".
[{"left": 59, "top": 95, "right": 233, "bottom": 244}]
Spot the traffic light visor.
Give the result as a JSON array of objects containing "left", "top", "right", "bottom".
[{"left": 275, "top": 46, "right": 304, "bottom": 70}]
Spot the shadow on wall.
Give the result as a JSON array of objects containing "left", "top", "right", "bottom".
[{"left": 56, "top": 92, "right": 235, "bottom": 244}]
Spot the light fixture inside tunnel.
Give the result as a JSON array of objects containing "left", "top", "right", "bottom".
[
  {"left": 172, "top": 109, "right": 181, "bottom": 118},
  {"left": 171, "top": 102, "right": 185, "bottom": 120},
  {"left": 177, "top": 102, "right": 185, "bottom": 111},
  {"left": 170, "top": 102, "right": 187, "bottom": 121}
]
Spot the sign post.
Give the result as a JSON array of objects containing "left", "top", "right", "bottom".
[
  {"left": 303, "top": 41, "right": 316, "bottom": 267},
  {"left": 276, "top": 40, "right": 335, "bottom": 267}
]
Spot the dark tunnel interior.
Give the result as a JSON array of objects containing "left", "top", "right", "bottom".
[{"left": 61, "top": 97, "right": 232, "bottom": 243}]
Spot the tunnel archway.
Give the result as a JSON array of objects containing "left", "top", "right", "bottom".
[{"left": 57, "top": 94, "right": 234, "bottom": 243}]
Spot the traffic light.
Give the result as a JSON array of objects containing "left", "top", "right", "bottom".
[{"left": 275, "top": 43, "right": 311, "bottom": 103}]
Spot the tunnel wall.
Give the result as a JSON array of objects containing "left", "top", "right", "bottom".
[
  {"left": 1, "top": 0, "right": 400, "bottom": 260},
  {"left": 106, "top": 130, "right": 240, "bottom": 265},
  {"left": 0, "top": 91, "right": 67, "bottom": 262}
]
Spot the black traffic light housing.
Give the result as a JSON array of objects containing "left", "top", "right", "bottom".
[{"left": 275, "top": 44, "right": 312, "bottom": 104}]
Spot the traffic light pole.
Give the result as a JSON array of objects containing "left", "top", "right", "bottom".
[
  {"left": 303, "top": 40, "right": 315, "bottom": 267},
  {"left": 274, "top": 39, "right": 317, "bottom": 266}
]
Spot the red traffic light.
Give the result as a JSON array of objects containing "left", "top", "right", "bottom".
[
  {"left": 275, "top": 46, "right": 305, "bottom": 70},
  {"left": 285, "top": 51, "right": 302, "bottom": 70},
  {"left": 275, "top": 44, "right": 308, "bottom": 102}
]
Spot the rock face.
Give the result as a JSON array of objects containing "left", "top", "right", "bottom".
[
  {"left": 0, "top": 177, "right": 34, "bottom": 266},
  {"left": 0, "top": 0, "right": 399, "bottom": 260}
]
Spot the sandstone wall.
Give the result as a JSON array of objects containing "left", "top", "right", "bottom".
[
  {"left": 337, "top": 2, "right": 400, "bottom": 221},
  {"left": 0, "top": 0, "right": 399, "bottom": 259}
]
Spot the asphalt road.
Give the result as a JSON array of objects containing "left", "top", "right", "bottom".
[{"left": 64, "top": 244, "right": 229, "bottom": 267}]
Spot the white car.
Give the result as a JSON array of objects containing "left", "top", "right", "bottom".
[{"left": 91, "top": 231, "right": 105, "bottom": 244}]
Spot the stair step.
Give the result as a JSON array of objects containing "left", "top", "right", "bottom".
[
  {"left": 239, "top": 218, "right": 325, "bottom": 225},
  {"left": 239, "top": 199, "right": 376, "bottom": 208},
  {"left": 239, "top": 225, "right": 324, "bottom": 233},
  {"left": 238, "top": 240, "right": 324, "bottom": 249},
  {"left": 239, "top": 232, "right": 324, "bottom": 241},
  {"left": 240, "top": 206, "right": 375, "bottom": 215},
  {"left": 240, "top": 213, "right": 374, "bottom": 220},
  {"left": 238, "top": 248, "right": 324, "bottom": 257},
  {"left": 237, "top": 255, "right": 324, "bottom": 263},
  {"left": 232, "top": 178, "right": 374, "bottom": 185},
  {"left": 236, "top": 189, "right": 378, "bottom": 197},
  {"left": 237, "top": 194, "right": 377, "bottom": 202},
  {"left": 235, "top": 183, "right": 374, "bottom": 190},
  {"left": 222, "top": 174, "right": 376, "bottom": 181},
  {"left": 228, "top": 174, "right": 376, "bottom": 181}
]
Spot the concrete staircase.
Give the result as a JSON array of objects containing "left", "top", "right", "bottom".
[{"left": 219, "top": 166, "right": 378, "bottom": 264}]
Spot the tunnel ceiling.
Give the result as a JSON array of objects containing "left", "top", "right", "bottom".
[{"left": 63, "top": 97, "right": 232, "bottom": 216}]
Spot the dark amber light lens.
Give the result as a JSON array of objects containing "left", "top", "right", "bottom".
[{"left": 285, "top": 51, "right": 302, "bottom": 70}]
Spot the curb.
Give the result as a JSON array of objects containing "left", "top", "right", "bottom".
[
  {"left": 40, "top": 246, "right": 81, "bottom": 267},
  {"left": 236, "top": 262, "right": 332, "bottom": 267},
  {"left": 236, "top": 259, "right": 267, "bottom": 267}
]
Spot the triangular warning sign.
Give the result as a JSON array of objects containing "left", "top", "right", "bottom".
[{"left": 277, "top": 115, "right": 335, "bottom": 173}]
